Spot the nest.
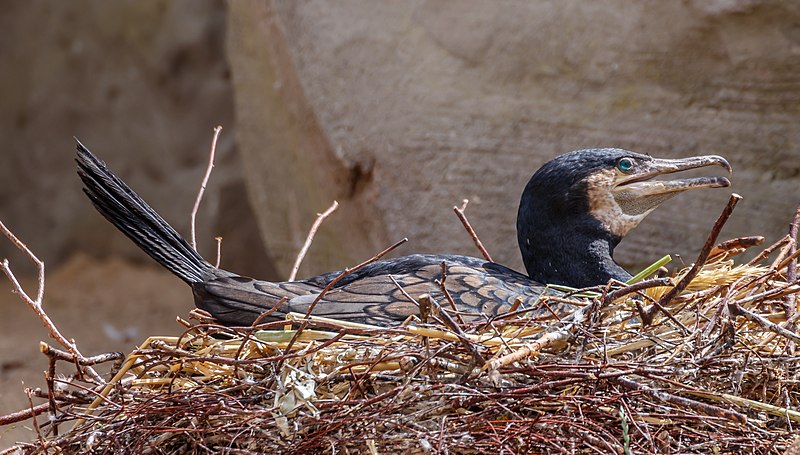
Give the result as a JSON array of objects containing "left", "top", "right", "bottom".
[{"left": 4, "top": 197, "right": 800, "bottom": 454}]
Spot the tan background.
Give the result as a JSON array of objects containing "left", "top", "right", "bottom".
[{"left": 1, "top": 0, "right": 799, "bottom": 448}]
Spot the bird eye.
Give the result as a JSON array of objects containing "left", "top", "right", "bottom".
[{"left": 617, "top": 158, "right": 635, "bottom": 173}]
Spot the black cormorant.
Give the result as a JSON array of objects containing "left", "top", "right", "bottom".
[{"left": 76, "top": 144, "right": 731, "bottom": 326}]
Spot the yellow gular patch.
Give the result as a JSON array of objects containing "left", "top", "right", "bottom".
[{"left": 584, "top": 170, "right": 645, "bottom": 238}]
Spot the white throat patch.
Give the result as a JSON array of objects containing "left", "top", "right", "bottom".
[{"left": 584, "top": 170, "right": 650, "bottom": 238}]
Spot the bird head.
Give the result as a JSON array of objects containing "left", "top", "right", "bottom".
[{"left": 517, "top": 148, "right": 731, "bottom": 287}]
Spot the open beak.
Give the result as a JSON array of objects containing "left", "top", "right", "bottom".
[{"left": 612, "top": 155, "right": 732, "bottom": 216}]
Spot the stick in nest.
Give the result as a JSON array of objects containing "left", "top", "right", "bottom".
[
  {"left": 641, "top": 193, "right": 742, "bottom": 325},
  {"left": 273, "top": 238, "right": 409, "bottom": 374},
  {"left": 0, "top": 220, "right": 104, "bottom": 384},
  {"left": 289, "top": 200, "right": 339, "bottom": 281},
  {"left": 784, "top": 204, "right": 800, "bottom": 321},
  {"left": 190, "top": 125, "right": 223, "bottom": 252},
  {"left": 454, "top": 199, "right": 493, "bottom": 262}
]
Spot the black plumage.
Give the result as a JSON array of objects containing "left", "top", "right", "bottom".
[{"left": 76, "top": 143, "right": 730, "bottom": 327}]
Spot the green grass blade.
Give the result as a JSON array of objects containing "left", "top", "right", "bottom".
[{"left": 626, "top": 254, "right": 672, "bottom": 284}]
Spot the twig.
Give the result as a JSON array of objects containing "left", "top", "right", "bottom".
[
  {"left": 297, "top": 238, "right": 407, "bottom": 321},
  {"left": 419, "top": 294, "right": 485, "bottom": 367},
  {"left": 642, "top": 194, "right": 742, "bottom": 325},
  {"left": 40, "top": 342, "right": 124, "bottom": 367},
  {"left": 453, "top": 199, "right": 493, "bottom": 262},
  {"left": 275, "top": 238, "right": 409, "bottom": 373},
  {"left": 747, "top": 235, "right": 790, "bottom": 266},
  {"left": 784, "top": 204, "right": 800, "bottom": 320},
  {"left": 388, "top": 275, "right": 421, "bottom": 308},
  {"left": 686, "top": 390, "right": 800, "bottom": 424},
  {"left": 191, "top": 125, "right": 222, "bottom": 250},
  {"left": 0, "top": 220, "right": 103, "bottom": 384},
  {"left": 26, "top": 388, "right": 43, "bottom": 443},
  {"left": 215, "top": 236, "right": 223, "bottom": 269},
  {"left": 485, "top": 327, "right": 571, "bottom": 372},
  {"left": 289, "top": 200, "right": 339, "bottom": 281},
  {"left": 437, "top": 261, "right": 466, "bottom": 326},
  {"left": 708, "top": 236, "right": 764, "bottom": 259},
  {"left": 731, "top": 302, "right": 800, "bottom": 343},
  {"left": 0, "top": 402, "right": 49, "bottom": 426},
  {"left": 45, "top": 349, "right": 58, "bottom": 435},
  {"left": 613, "top": 376, "right": 747, "bottom": 424},
  {"left": 73, "top": 336, "right": 163, "bottom": 429},
  {"left": 602, "top": 277, "right": 673, "bottom": 305}
]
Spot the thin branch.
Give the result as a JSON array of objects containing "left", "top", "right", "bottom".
[
  {"left": 25, "top": 388, "right": 43, "bottom": 443},
  {"left": 454, "top": 199, "right": 493, "bottom": 262},
  {"left": 784, "top": 204, "right": 800, "bottom": 320},
  {"left": 731, "top": 302, "right": 800, "bottom": 343},
  {"left": 613, "top": 375, "right": 747, "bottom": 424},
  {"left": 0, "top": 402, "right": 49, "bottom": 426},
  {"left": 708, "top": 236, "right": 764, "bottom": 259},
  {"left": 747, "top": 235, "right": 790, "bottom": 266},
  {"left": 191, "top": 125, "right": 223, "bottom": 250},
  {"left": 420, "top": 294, "right": 485, "bottom": 367},
  {"left": 40, "top": 342, "right": 124, "bottom": 367},
  {"left": 388, "top": 275, "right": 421, "bottom": 309},
  {"left": 642, "top": 193, "right": 742, "bottom": 325},
  {"left": 0, "top": 220, "right": 103, "bottom": 384},
  {"left": 214, "top": 236, "right": 223, "bottom": 268},
  {"left": 602, "top": 277, "right": 674, "bottom": 305},
  {"left": 438, "top": 261, "right": 466, "bottom": 326},
  {"left": 299, "top": 237, "right": 408, "bottom": 322},
  {"left": 289, "top": 200, "right": 339, "bottom": 281},
  {"left": 277, "top": 238, "right": 409, "bottom": 368}
]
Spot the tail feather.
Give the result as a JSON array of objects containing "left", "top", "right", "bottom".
[{"left": 76, "top": 141, "right": 214, "bottom": 284}]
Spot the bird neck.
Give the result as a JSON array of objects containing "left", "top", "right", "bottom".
[{"left": 518, "top": 212, "right": 632, "bottom": 289}]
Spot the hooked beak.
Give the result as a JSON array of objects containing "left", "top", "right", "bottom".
[{"left": 612, "top": 155, "right": 732, "bottom": 216}]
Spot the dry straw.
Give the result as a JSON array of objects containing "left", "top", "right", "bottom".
[{"left": 2, "top": 212, "right": 800, "bottom": 453}]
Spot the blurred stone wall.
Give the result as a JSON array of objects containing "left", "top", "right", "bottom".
[
  {"left": 1, "top": 0, "right": 799, "bottom": 282},
  {"left": 229, "top": 0, "right": 800, "bottom": 278},
  {"left": 0, "top": 0, "right": 274, "bottom": 279}
]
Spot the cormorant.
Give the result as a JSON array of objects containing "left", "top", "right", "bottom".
[{"left": 76, "top": 143, "right": 731, "bottom": 326}]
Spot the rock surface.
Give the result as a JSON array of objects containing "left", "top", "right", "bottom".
[
  {"left": 228, "top": 0, "right": 800, "bottom": 277},
  {"left": 0, "top": 0, "right": 273, "bottom": 279}
]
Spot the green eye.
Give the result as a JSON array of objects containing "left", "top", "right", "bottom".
[{"left": 617, "top": 158, "right": 635, "bottom": 172}]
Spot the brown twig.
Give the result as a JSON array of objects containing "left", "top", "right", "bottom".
[
  {"left": 289, "top": 200, "right": 339, "bottom": 281},
  {"left": 190, "top": 125, "right": 222, "bottom": 250},
  {"left": 486, "top": 324, "right": 575, "bottom": 372},
  {"left": 453, "top": 199, "right": 493, "bottom": 262},
  {"left": 0, "top": 402, "right": 50, "bottom": 426},
  {"left": 0, "top": 220, "right": 103, "bottom": 384},
  {"left": 642, "top": 194, "right": 742, "bottom": 325},
  {"left": 420, "top": 294, "right": 485, "bottom": 367},
  {"left": 708, "top": 236, "right": 764, "bottom": 259},
  {"left": 40, "top": 342, "right": 125, "bottom": 367},
  {"left": 602, "top": 277, "right": 674, "bottom": 305},
  {"left": 748, "top": 235, "right": 790, "bottom": 266},
  {"left": 784, "top": 205, "right": 800, "bottom": 321},
  {"left": 26, "top": 388, "right": 44, "bottom": 443},
  {"left": 731, "top": 302, "right": 800, "bottom": 343},
  {"left": 437, "top": 261, "right": 466, "bottom": 326},
  {"left": 612, "top": 376, "right": 747, "bottom": 424},
  {"left": 214, "top": 236, "right": 223, "bottom": 269},
  {"left": 276, "top": 238, "right": 409, "bottom": 371}
]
